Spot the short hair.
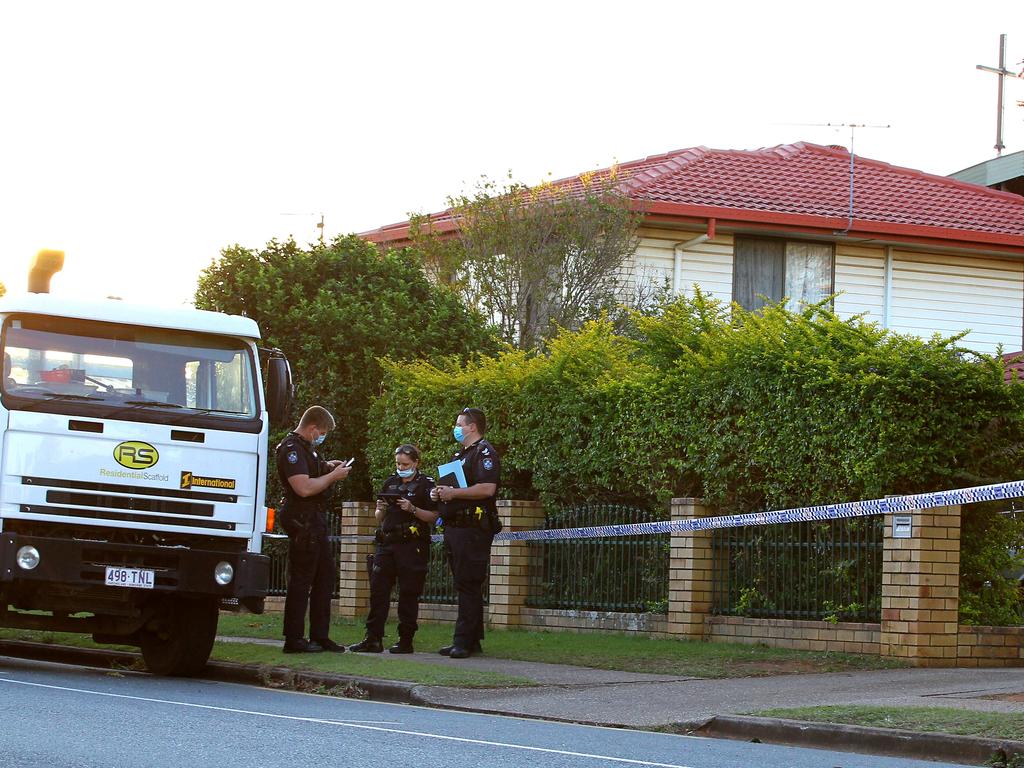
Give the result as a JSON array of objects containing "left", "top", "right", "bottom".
[
  {"left": 459, "top": 407, "right": 486, "bottom": 433},
  {"left": 395, "top": 444, "right": 420, "bottom": 462},
  {"left": 298, "top": 405, "right": 335, "bottom": 431}
]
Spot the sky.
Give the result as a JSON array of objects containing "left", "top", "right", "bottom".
[{"left": 1, "top": 0, "right": 1023, "bottom": 305}]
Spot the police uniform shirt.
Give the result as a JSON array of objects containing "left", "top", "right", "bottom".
[
  {"left": 378, "top": 472, "right": 437, "bottom": 541},
  {"left": 275, "top": 432, "right": 330, "bottom": 532},
  {"left": 441, "top": 438, "right": 501, "bottom": 516}
]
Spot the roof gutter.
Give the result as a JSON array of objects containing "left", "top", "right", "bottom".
[{"left": 672, "top": 219, "right": 716, "bottom": 294}]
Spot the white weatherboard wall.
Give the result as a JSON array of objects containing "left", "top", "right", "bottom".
[
  {"left": 629, "top": 232, "right": 1024, "bottom": 356},
  {"left": 833, "top": 244, "right": 886, "bottom": 323},
  {"left": 889, "top": 251, "right": 1023, "bottom": 356},
  {"left": 631, "top": 228, "right": 734, "bottom": 303}
]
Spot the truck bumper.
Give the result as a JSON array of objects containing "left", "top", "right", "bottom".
[{"left": 0, "top": 532, "right": 269, "bottom": 600}]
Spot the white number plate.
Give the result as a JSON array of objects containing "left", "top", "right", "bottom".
[{"left": 104, "top": 566, "right": 155, "bottom": 589}]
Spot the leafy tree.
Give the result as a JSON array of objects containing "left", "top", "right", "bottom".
[
  {"left": 195, "top": 235, "right": 500, "bottom": 499},
  {"left": 411, "top": 170, "right": 643, "bottom": 348}
]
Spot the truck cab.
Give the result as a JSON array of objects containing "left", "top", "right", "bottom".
[{"left": 0, "top": 292, "right": 290, "bottom": 675}]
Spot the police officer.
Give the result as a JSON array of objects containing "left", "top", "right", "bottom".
[
  {"left": 431, "top": 407, "right": 501, "bottom": 659},
  {"left": 275, "top": 405, "right": 351, "bottom": 654},
  {"left": 349, "top": 444, "right": 438, "bottom": 654}
]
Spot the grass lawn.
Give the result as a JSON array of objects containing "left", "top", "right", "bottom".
[
  {"left": 0, "top": 626, "right": 528, "bottom": 688},
  {"left": 747, "top": 705, "right": 1024, "bottom": 742},
  {"left": 0, "top": 610, "right": 908, "bottom": 685},
  {"left": 217, "top": 611, "right": 907, "bottom": 678}
]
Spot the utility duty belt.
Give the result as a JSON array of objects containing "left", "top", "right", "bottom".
[
  {"left": 376, "top": 523, "right": 428, "bottom": 544},
  {"left": 443, "top": 507, "right": 487, "bottom": 529},
  {"left": 279, "top": 498, "right": 327, "bottom": 535}
]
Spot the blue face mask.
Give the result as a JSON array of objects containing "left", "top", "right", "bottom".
[
  {"left": 312, "top": 433, "right": 326, "bottom": 447},
  {"left": 453, "top": 425, "right": 465, "bottom": 442},
  {"left": 397, "top": 468, "right": 415, "bottom": 479}
]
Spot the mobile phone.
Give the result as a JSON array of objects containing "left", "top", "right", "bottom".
[{"left": 344, "top": 457, "right": 355, "bottom": 467}]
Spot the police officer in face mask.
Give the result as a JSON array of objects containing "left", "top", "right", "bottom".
[
  {"left": 349, "top": 444, "right": 438, "bottom": 654},
  {"left": 275, "top": 405, "right": 351, "bottom": 654},
  {"left": 431, "top": 407, "right": 501, "bottom": 659}
]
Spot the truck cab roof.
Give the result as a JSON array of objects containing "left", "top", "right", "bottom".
[{"left": 0, "top": 293, "right": 261, "bottom": 340}]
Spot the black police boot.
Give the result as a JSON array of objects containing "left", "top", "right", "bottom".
[
  {"left": 440, "top": 639, "right": 481, "bottom": 657},
  {"left": 388, "top": 638, "right": 414, "bottom": 654},
  {"left": 283, "top": 638, "right": 321, "bottom": 654},
  {"left": 348, "top": 636, "right": 384, "bottom": 653},
  {"left": 311, "top": 638, "right": 346, "bottom": 653}
]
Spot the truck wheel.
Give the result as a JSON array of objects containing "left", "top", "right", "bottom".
[{"left": 140, "top": 597, "right": 218, "bottom": 676}]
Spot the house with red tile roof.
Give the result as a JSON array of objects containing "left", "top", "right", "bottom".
[{"left": 362, "top": 142, "right": 1024, "bottom": 356}]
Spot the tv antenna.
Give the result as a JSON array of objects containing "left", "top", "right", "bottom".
[
  {"left": 976, "top": 33, "right": 1017, "bottom": 156},
  {"left": 781, "top": 122, "right": 891, "bottom": 234}
]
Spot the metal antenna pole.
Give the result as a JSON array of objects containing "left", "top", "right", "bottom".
[
  {"left": 823, "top": 123, "right": 891, "bottom": 234},
  {"left": 976, "top": 33, "right": 1013, "bottom": 156},
  {"left": 771, "top": 122, "right": 890, "bottom": 234}
]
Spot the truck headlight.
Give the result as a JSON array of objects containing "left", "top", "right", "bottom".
[
  {"left": 214, "top": 561, "right": 234, "bottom": 586},
  {"left": 16, "top": 546, "right": 40, "bottom": 570}
]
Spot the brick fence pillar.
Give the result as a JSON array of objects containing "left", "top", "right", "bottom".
[
  {"left": 487, "top": 500, "right": 545, "bottom": 628},
  {"left": 336, "top": 501, "right": 376, "bottom": 619},
  {"left": 880, "top": 504, "right": 961, "bottom": 666},
  {"left": 667, "top": 497, "right": 713, "bottom": 639}
]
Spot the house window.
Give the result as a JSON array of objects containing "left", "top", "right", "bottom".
[{"left": 733, "top": 237, "right": 833, "bottom": 311}]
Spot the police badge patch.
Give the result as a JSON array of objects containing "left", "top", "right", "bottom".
[
  {"left": 287, "top": 451, "right": 299, "bottom": 464},
  {"left": 483, "top": 458, "right": 493, "bottom": 470}
]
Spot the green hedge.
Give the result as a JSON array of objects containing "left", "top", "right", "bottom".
[{"left": 369, "top": 290, "right": 1024, "bottom": 623}]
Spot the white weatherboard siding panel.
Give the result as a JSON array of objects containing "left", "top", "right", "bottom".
[
  {"left": 889, "top": 251, "right": 1023, "bottom": 355},
  {"left": 834, "top": 245, "right": 885, "bottom": 323},
  {"left": 677, "top": 237, "right": 734, "bottom": 303},
  {"left": 630, "top": 230, "right": 734, "bottom": 304},
  {"left": 628, "top": 235, "right": 675, "bottom": 298}
]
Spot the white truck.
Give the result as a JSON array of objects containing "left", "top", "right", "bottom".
[{"left": 0, "top": 258, "right": 291, "bottom": 675}]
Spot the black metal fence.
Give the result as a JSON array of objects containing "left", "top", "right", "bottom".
[
  {"left": 421, "top": 539, "right": 460, "bottom": 604},
  {"left": 711, "top": 517, "right": 884, "bottom": 622},
  {"left": 265, "top": 524, "right": 471, "bottom": 604},
  {"left": 264, "top": 512, "right": 345, "bottom": 598},
  {"left": 525, "top": 504, "right": 669, "bottom": 613},
  {"left": 262, "top": 507, "right": 881, "bottom": 622}
]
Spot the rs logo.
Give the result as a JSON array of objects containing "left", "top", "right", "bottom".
[{"left": 114, "top": 441, "right": 159, "bottom": 469}]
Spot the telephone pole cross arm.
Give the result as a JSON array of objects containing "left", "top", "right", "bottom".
[{"left": 976, "top": 33, "right": 1015, "bottom": 156}]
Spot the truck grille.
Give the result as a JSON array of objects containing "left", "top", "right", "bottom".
[{"left": 18, "top": 476, "right": 237, "bottom": 531}]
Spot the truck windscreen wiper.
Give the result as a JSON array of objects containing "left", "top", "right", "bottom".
[
  {"left": 17, "top": 391, "right": 107, "bottom": 411},
  {"left": 121, "top": 400, "right": 185, "bottom": 408}
]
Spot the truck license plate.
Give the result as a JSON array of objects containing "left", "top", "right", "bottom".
[{"left": 104, "top": 566, "right": 155, "bottom": 589}]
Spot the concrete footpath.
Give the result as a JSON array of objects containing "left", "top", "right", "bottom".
[{"left": 3, "top": 635, "right": 1024, "bottom": 766}]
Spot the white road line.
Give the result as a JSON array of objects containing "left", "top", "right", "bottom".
[{"left": 0, "top": 677, "right": 694, "bottom": 768}]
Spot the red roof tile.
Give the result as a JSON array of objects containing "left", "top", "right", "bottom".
[
  {"left": 1004, "top": 352, "right": 1024, "bottom": 383},
  {"left": 362, "top": 142, "right": 1024, "bottom": 250}
]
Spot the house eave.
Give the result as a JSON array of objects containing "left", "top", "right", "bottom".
[{"left": 638, "top": 201, "right": 1024, "bottom": 257}]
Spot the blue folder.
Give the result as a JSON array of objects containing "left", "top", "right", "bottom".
[{"left": 437, "top": 459, "right": 467, "bottom": 488}]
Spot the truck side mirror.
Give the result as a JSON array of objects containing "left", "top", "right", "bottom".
[{"left": 266, "top": 356, "right": 292, "bottom": 428}]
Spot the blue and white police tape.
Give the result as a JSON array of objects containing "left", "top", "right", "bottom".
[{"left": 417, "top": 479, "right": 1024, "bottom": 544}]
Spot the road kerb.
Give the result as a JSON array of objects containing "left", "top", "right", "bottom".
[{"left": 695, "top": 715, "right": 1024, "bottom": 766}]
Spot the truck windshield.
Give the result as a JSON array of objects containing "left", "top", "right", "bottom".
[{"left": 1, "top": 314, "right": 257, "bottom": 420}]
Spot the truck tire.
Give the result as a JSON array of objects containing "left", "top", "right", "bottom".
[{"left": 140, "top": 596, "right": 218, "bottom": 676}]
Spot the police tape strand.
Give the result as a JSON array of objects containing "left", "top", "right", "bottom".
[{"left": 315, "top": 480, "right": 1024, "bottom": 545}]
